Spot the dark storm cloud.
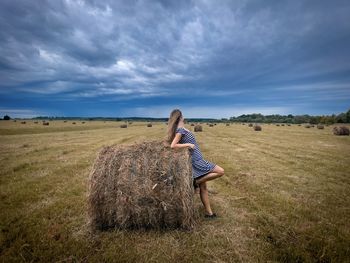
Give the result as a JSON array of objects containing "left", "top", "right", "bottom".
[{"left": 0, "top": 0, "right": 349, "bottom": 117}]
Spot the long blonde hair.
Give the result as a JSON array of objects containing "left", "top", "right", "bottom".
[{"left": 167, "top": 109, "right": 183, "bottom": 143}]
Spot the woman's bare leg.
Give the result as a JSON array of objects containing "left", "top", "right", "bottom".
[
  {"left": 199, "top": 182, "right": 213, "bottom": 215},
  {"left": 195, "top": 165, "right": 224, "bottom": 185}
]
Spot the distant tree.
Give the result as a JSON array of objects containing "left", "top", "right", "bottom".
[
  {"left": 346, "top": 109, "right": 350, "bottom": 123},
  {"left": 336, "top": 113, "right": 346, "bottom": 123},
  {"left": 3, "top": 115, "right": 10, "bottom": 120}
]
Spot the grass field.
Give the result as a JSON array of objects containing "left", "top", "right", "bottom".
[{"left": 0, "top": 120, "right": 349, "bottom": 262}]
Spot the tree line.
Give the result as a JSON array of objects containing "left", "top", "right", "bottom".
[{"left": 228, "top": 108, "right": 350, "bottom": 124}]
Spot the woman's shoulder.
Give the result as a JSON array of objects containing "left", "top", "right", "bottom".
[{"left": 176, "top": 126, "right": 187, "bottom": 133}]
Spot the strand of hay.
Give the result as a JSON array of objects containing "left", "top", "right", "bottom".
[
  {"left": 194, "top": 125, "right": 203, "bottom": 132},
  {"left": 333, "top": 126, "right": 349, "bottom": 136},
  {"left": 88, "top": 141, "right": 196, "bottom": 231}
]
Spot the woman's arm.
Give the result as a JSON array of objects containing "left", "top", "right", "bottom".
[{"left": 171, "top": 133, "right": 194, "bottom": 149}]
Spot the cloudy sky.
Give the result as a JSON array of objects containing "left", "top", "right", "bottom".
[{"left": 1, "top": 0, "right": 349, "bottom": 118}]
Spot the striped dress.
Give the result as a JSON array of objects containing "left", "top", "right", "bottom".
[{"left": 176, "top": 127, "right": 216, "bottom": 179}]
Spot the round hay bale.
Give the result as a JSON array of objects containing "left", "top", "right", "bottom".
[
  {"left": 287, "top": 124, "right": 291, "bottom": 126},
  {"left": 305, "top": 124, "right": 311, "bottom": 128},
  {"left": 333, "top": 126, "right": 349, "bottom": 136},
  {"left": 21, "top": 121, "right": 26, "bottom": 124},
  {"left": 276, "top": 124, "right": 280, "bottom": 126},
  {"left": 43, "top": 122, "right": 49, "bottom": 126},
  {"left": 226, "top": 123, "right": 230, "bottom": 126},
  {"left": 64, "top": 120, "right": 67, "bottom": 123},
  {"left": 120, "top": 124, "right": 127, "bottom": 128},
  {"left": 147, "top": 123, "right": 152, "bottom": 127},
  {"left": 281, "top": 124, "right": 285, "bottom": 126},
  {"left": 190, "top": 123, "right": 195, "bottom": 126},
  {"left": 82, "top": 121, "right": 85, "bottom": 124},
  {"left": 34, "top": 121, "right": 38, "bottom": 124},
  {"left": 317, "top": 124, "right": 324, "bottom": 129},
  {"left": 253, "top": 124, "right": 262, "bottom": 131},
  {"left": 209, "top": 124, "right": 213, "bottom": 127},
  {"left": 88, "top": 141, "right": 196, "bottom": 230},
  {"left": 248, "top": 123, "right": 253, "bottom": 127},
  {"left": 72, "top": 122, "right": 76, "bottom": 125},
  {"left": 194, "top": 125, "right": 203, "bottom": 132}
]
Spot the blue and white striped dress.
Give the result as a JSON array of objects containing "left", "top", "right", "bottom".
[{"left": 176, "top": 127, "right": 216, "bottom": 179}]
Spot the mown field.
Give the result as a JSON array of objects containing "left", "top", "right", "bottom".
[{"left": 0, "top": 120, "right": 349, "bottom": 262}]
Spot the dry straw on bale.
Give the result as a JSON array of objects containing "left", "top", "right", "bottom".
[
  {"left": 88, "top": 141, "right": 196, "bottom": 231},
  {"left": 333, "top": 126, "right": 349, "bottom": 136},
  {"left": 194, "top": 125, "right": 203, "bottom": 132},
  {"left": 253, "top": 124, "right": 262, "bottom": 131}
]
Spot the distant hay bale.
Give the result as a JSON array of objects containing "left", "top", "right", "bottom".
[
  {"left": 72, "top": 122, "right": 76, "bottom": 125},
  {"left": 276, "top": 124, "right": 280, "bottom": 126},
  {"left": 43, "top": 122, "right": 49, "bottom": 126},
  {"left": 34, "top": 121, "right": 38, "bottom": 124},
  {"left": 305, "top": 124, "right": 311, "bottom": 128},
  {"left": 317, "top": 124, "right": 324, "bottom": 129},
  {"left": 190, "top": 123, "right": 195, "bottom": 126},
  {"left": 64, "top": 120, "right": 67, "bottom": 123},
  {"left": 194, "top": 125, "right": 203, "bottom": 132},
  {"left": 253, "top": 124, "right": 262, "bottom": 131},
  {"left": 214, "top": 123, "right": 217, "bottom": 126},
  {"left": 281, "top": 124, "right": 285, "bottom": 126},
  {"left": 21, "top": 121, "right": 26, "bottom": 124},
  {"left": 88, "top": 141, "right": 196, "bottom": 230},
  {"left": 209, "top": 124, "right": 213, "bottom": 127},
  {"left": 333, "top": 126, "right": 349, "bottom": 136},
  {"left": 120, "top": 124, "right": 127, "bottom": 128},
  {"left": 298, "top": 124, "right": 301, "bottom": 126},
  {"left": 226, "top": 123, "right": 230, "bottom": 126},
  {"left": 82, "top": 121, "right": 85, "bottom": 124},
  {"left": 248, "top": 123, "right": 253, "bottom": 127},
  {"left": 287, "top": 124, "right": 291, "bottom": 126},
  {"left": 147, "top": 123, "right": 152, "bottom": 127}
]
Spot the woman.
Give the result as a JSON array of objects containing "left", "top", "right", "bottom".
[{"left": 167, "top": 109, "right": 225, "bottom": 218}]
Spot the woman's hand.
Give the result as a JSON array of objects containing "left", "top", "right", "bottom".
[{"left": 188, "top": 143, "right": 195, "bottom": 150}]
